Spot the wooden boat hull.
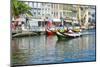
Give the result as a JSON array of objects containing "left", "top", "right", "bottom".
[
  {"left": 56, "top": 32, "right": 71, "bottom": 40},
  {"left": 46, "top": 29, "right": 55, "bottom": 35},
  {"left": 56, "top": 31, "right": 81, "bottom": 40},
  {"left": 63, "top": 32, "right": 81, "bottom": 38}
]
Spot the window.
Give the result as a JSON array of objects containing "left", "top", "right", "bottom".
[
  {"left": 51, "top": 4, "right": 53, "bottom": 8},
  {"left": 38, "top": 12, "right": 40, "bottom": 15},
  {"left": 56, "top": 12, "right": 58, "bottom": 16},
  {"left": 88, "top": 12, "right": 91, "bottom": 15},
  {"left": 45, "top": 8, "right": 47, "bottom": 10},
  {"left": 52, "top": 12, "right": 53, "bottom": 14},
  {"left": 33, "top": 2, "right": 37, "bottom": 8},
  {"left": 48, "top": 8, "right": 50, "bottom": 10},
  {"left": 38, "top": 3, "right": 41, "bottom": 8},
  {"left": 92, "top": 19, "right": 95, "bottom": 23},
  {"left": 88, "top": 17, "right": 92, "bottom": 22},
  {"left": 42, "top": 3, "right": 45, "bottom": 6},
  {"left": 42, "top": 14, "right": 44, "bottom": 16},
  {"left": 60, "top": 12, "right": 62, "bottom": 16},
  {"left": 92, "top": 14, "right": 95, "bottom": 17},
  {"left": 54, "top": 12, "right": 55, "bottom": 16},
  {"left": 42, "top": 8, "right": 44, "bottom": 10},
  {"left": 47, "top": 4, "right": 50, "bottom": 7},
  {"left": 34, "top": 12, "right": 36, "bottom": 15},
  {"left": 38, "top": 21, "right": 41, "bottom": 27},
  {"left": 48, "top": 14, "right": 50, "bottom": 16},
  {"left": 29, "top": 2, "right": 33, "bottom": 7}
]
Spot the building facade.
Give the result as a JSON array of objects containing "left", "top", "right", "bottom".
[
  {"left": 23, "top": 1, "right": 96, "bottom": 24},
  {"left": 23, "top": 1, "right": 78, "bottom": 19}
]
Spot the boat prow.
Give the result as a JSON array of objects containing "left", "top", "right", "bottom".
[
  {"left": 56, "top": 31, "right": 82, "bottom": 40},
  {"left": 46, "top": 28, "right": 55, "bottom": 35},
  {"left": 63, "top": 32, "right": 81, "bottom": 38}
]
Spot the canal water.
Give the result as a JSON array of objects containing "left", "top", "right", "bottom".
[{"left": 11, "top": 29, "right": 96, "bottom": 66}]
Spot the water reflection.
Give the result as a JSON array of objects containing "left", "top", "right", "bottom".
[
  {"left": 11, "top": 31, "right": 96, "bottom": 65},
  {"left": 55, "top": 35, "right": 95, "bottom": 62}
]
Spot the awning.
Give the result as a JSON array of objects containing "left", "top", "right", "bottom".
[
  {"left": 31, "top": 19, "right": 44, "bottom": 21},
  {"left": 52, "top": 19, "right": 61, "bottom": 22}
]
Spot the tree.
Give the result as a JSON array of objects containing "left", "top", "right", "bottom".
[{"left": 11, "top": 0, "right": 32, "bottom": 19}]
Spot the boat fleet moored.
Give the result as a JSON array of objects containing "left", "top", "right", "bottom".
[{"left": 47, "top": 28, "right": 82, "bottom": 40}]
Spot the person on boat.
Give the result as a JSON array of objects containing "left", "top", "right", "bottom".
[
  {"left": 67, "top": 26, "right": 74, "bottom": 34},
  {"left": 59, "top": 24, "right": 64, "bottom": 33},
  {"left": 68, "top": 29, "right": 73, "bottom": 33}
]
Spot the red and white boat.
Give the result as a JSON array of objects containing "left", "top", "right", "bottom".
[{"left": 46, "top": 20, "right": 55, "bottom": 35}]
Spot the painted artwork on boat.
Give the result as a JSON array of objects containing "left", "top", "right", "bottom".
[{"left": 11, "top": 0, "right": 96, "bottom": 67}]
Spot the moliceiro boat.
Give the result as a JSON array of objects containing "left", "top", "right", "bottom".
[{"left": 56, "top": 30, "right": 82, "bottom": 40}]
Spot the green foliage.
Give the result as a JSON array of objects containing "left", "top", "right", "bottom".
[{"left": 11, "top": 0, "right": 33, "bottom": 18}]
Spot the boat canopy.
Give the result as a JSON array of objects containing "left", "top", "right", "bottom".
[
  {"left": 31, "top": 19, "right": 44, "bottom": 22},
  {"left": 30, "top": 18, "right": 62, "bottom": 23},
  {"left": 64, "top": 20, "right": 72, "bottom": 23},
  {"left": 52, "top": 19, "right": 61, "bottom": 22}
]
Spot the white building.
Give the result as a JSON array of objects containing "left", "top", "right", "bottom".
[
  {"left": 23, "top": 1, "right": 96, "bottom": 24},
  {"left": 23, "top": 1, "right": 76, "bottom": 19}
]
